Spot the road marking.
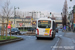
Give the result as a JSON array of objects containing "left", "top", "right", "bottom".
[
  {"left": 72, "top": 38, "right": 75, "bottom": 44},
  {"left": 52, "top": 38, "right": 60, "bottom": 50},
  {"left": 55, "top": 35, "right": 62, "bottom": 37},
  {"left": 59, "top": 35, "right": 62, "bottom": 37},
  {"left": 55, "top": 35, "right": 58, "bottom": 37}
]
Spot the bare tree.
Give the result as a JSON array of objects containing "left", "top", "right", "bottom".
[
  {"left": 62, "top": 0, "right": 68, "bottom": 27},
  {"left": 1, "top": 0, "right": 13, "bottom": 23},
  {"left": 1, "top": 0, "right": 13, "bottom": 38}
]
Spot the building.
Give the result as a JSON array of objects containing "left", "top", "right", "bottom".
[
  {"left": 0, "top": 11, "right": 63, "bottom": 29},
  {"left": 73, "top": 5, "right": 75, "bottom": 31},
  {"left": 68, "top": 5, "right": 75, "bottom": 31}
]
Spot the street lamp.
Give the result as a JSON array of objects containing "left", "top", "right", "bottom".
[
  {"left": 29, "top": 11, "right": 36, "bottom": 23},
  {"left": 61, "top": 12, "right": 64, "bottom": 27},
  {"left": 39, "top": 11, "right": 41, "bottom": 17},
  {"left": 29, "top": 11, "right": 36, "bottom": 18},
  {"left": 14, "top": 7, "right": 19, "bottom": 24},
  {"left": 69, "top": 0, "right": 72, "bottom": 10},
  {"left": 29, "top": 11, "right": 36, "bottom": 32},
  {"left": 70, "top": 0, "right": 72, "bottom": 2}
]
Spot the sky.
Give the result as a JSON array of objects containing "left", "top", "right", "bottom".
[{"left": 0, "top": 0, "right": 75, "bottom": 13}]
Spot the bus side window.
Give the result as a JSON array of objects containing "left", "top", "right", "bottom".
[
  {"left": 52, "top": 21, "right": 55, "bottom": 30},
  {"left": 52, "top": 21, "right": 53, "bottom": 30}
]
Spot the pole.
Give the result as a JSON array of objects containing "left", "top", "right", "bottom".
[
  {"left": 32, "top": 12, "right": 33, "bottom": 33},
  {"left": 3, "top": 23, "right": 4, "bottom": 38},
  {"left": 14, "top": 7, "right": 19, "bottom": 27},
  {"left": 22, "top": 18, "right": 23, "bottom": 31},
  {"left": 40, "top": 12, "right": 41, "bottom": 17},
  {"left": 6, "top": 23, "right": 7, "bottom": 38},
  {"left": 2, "top": 16, "right": 4, "bottom": 38},
  {"left": 9, "top": 21, "right": 11, "bottom": 38},
  {"left": 14, "top": 7, "right": 15, "bottom": 24},
  {"left": 0, "top": 23, "right": 2, "bottom": 38}
]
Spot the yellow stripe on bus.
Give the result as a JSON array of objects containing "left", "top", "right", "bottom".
[{"left": 44, "top": 28, "right": 50, "bottom": 35}]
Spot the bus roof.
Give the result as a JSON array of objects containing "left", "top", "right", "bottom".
[{"left": 37, "top": 18, "right": 53, "bottom": 21}]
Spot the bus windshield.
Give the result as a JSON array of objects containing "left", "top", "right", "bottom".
[{"left": 38, "top": 20, "right": 51, "bottom": 28}]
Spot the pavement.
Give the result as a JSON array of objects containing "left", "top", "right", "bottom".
[
  {"left": 20, "top": 31, "right": 28, "bottom": 35},
  {"left": 0, "top": 37, "right": 23, "bottom": 45},
  {"left": 54, "top": 32, "right": 75, "bottom": 50}
]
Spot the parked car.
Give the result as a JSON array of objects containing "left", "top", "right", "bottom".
[
  {"left": 28, "top": 28, "right": 36, "bottom": 32},
  {"left": 59, "top": 26, "right": 63, "bottom": 31},
  {"left": 60, "top": 27, "right": 62, "bottom": 29},
  {"left": 56, "top": 28, "right": 58, "bottom": 33},
  {"left": 9, "top": 28, "right": 21, "bottom": 35}
]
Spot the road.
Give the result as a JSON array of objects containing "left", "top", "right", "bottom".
[{"left": 0, "top": 31, "right": 64, "bottom": 50}]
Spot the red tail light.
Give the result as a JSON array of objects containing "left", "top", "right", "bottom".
[
  {"left": 49, "top": 29, "right": 52, "bottom": 35},
  {"left": 37, "top": 29, "right": 39, "bottom": 35}
]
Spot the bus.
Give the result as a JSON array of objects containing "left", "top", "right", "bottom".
[{"left": 36, "top": 18, "right": 56, "bottom": 39}]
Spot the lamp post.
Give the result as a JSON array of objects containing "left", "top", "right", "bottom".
[
  {"left": 29, "top": 11, "right": 36, "bottom": 22},
  {"left": 29, "top": 11, "right": 36, "bottom": 33},
  {"left": 70, "top": 0, "right": 72, "bottom": 2},
  {"left": 14, "top": 7, "right": 19, "bottom": 24},
  {"left": 61, "top": 12, "right": 64, "bottom": 28}
]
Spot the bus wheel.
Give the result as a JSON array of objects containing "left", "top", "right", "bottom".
[
  {"left": 54, "top": 34, "right": 55, "bottom": 38},
  {"left": 52, "top": 34, "right": 55, "bottom": 39},
  {"left": 37, "top": 37, "right": 40, "bottom": 39}
]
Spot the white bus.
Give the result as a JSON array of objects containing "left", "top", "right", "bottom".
[{"left": 36, "top": 18, "right": 56, "bottom": 39}]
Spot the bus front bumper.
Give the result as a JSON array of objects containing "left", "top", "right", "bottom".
[{"left": 36, "top": 35, "right": 52, "bottom": 38}]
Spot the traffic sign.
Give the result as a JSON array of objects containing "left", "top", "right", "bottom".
[
  {"left": 19, "top": 23, "right": 23, "bottom": 26},
  {"left": 31, "top": 18, "right": 33, "bottom": 20},
  {"left": 32, "top": 21, "right": 36, "bottom": 25},
  {"left": 9, "top": 21, "right": 11, "bottom": 22}
]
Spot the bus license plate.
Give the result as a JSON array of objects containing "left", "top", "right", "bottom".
[{"left": 44, "top": 33, "right": 48, "bottom": 35}]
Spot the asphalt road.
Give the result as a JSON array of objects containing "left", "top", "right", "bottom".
[{"left": 0, "top": 31, "right": 64, "bottom": 50}]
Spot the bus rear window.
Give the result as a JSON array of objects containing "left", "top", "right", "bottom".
[{"left": 38, "top": 20, "right": 51, "bottom": 28}]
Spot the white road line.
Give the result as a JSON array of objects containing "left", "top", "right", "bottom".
[
  {"left": 55, "top": 35, "right": 58, "bottom": 37},
  {"left": 52, "top": 38, "right": 60, "bottom": 50},
  {"left": 55, "top": 35, "right": 62, "bottom": 37},
  {"left": 59, "top": 35, "right": 62, "bottom": 37},
  {"left": 72, "top": 38, "right": 75, "bottom": 44}
]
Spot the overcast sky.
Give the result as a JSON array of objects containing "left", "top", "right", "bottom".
[{"left": 0, "top": 0, "right": 75, "bottom": 13}]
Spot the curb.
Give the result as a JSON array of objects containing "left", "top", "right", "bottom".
[
  {"left": 0, "top": 37, "right": 23, "bottom": 45},
  {"left": 24, "top": 34, "right": 35, "bottom": 36}
]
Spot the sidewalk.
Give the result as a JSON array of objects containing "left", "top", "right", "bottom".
[
  {"left": 20, "top": 31, "right": 28, "bottom": 35},
  {"left": 55, "top": 32, "right": 75, "bottom": 50}
]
